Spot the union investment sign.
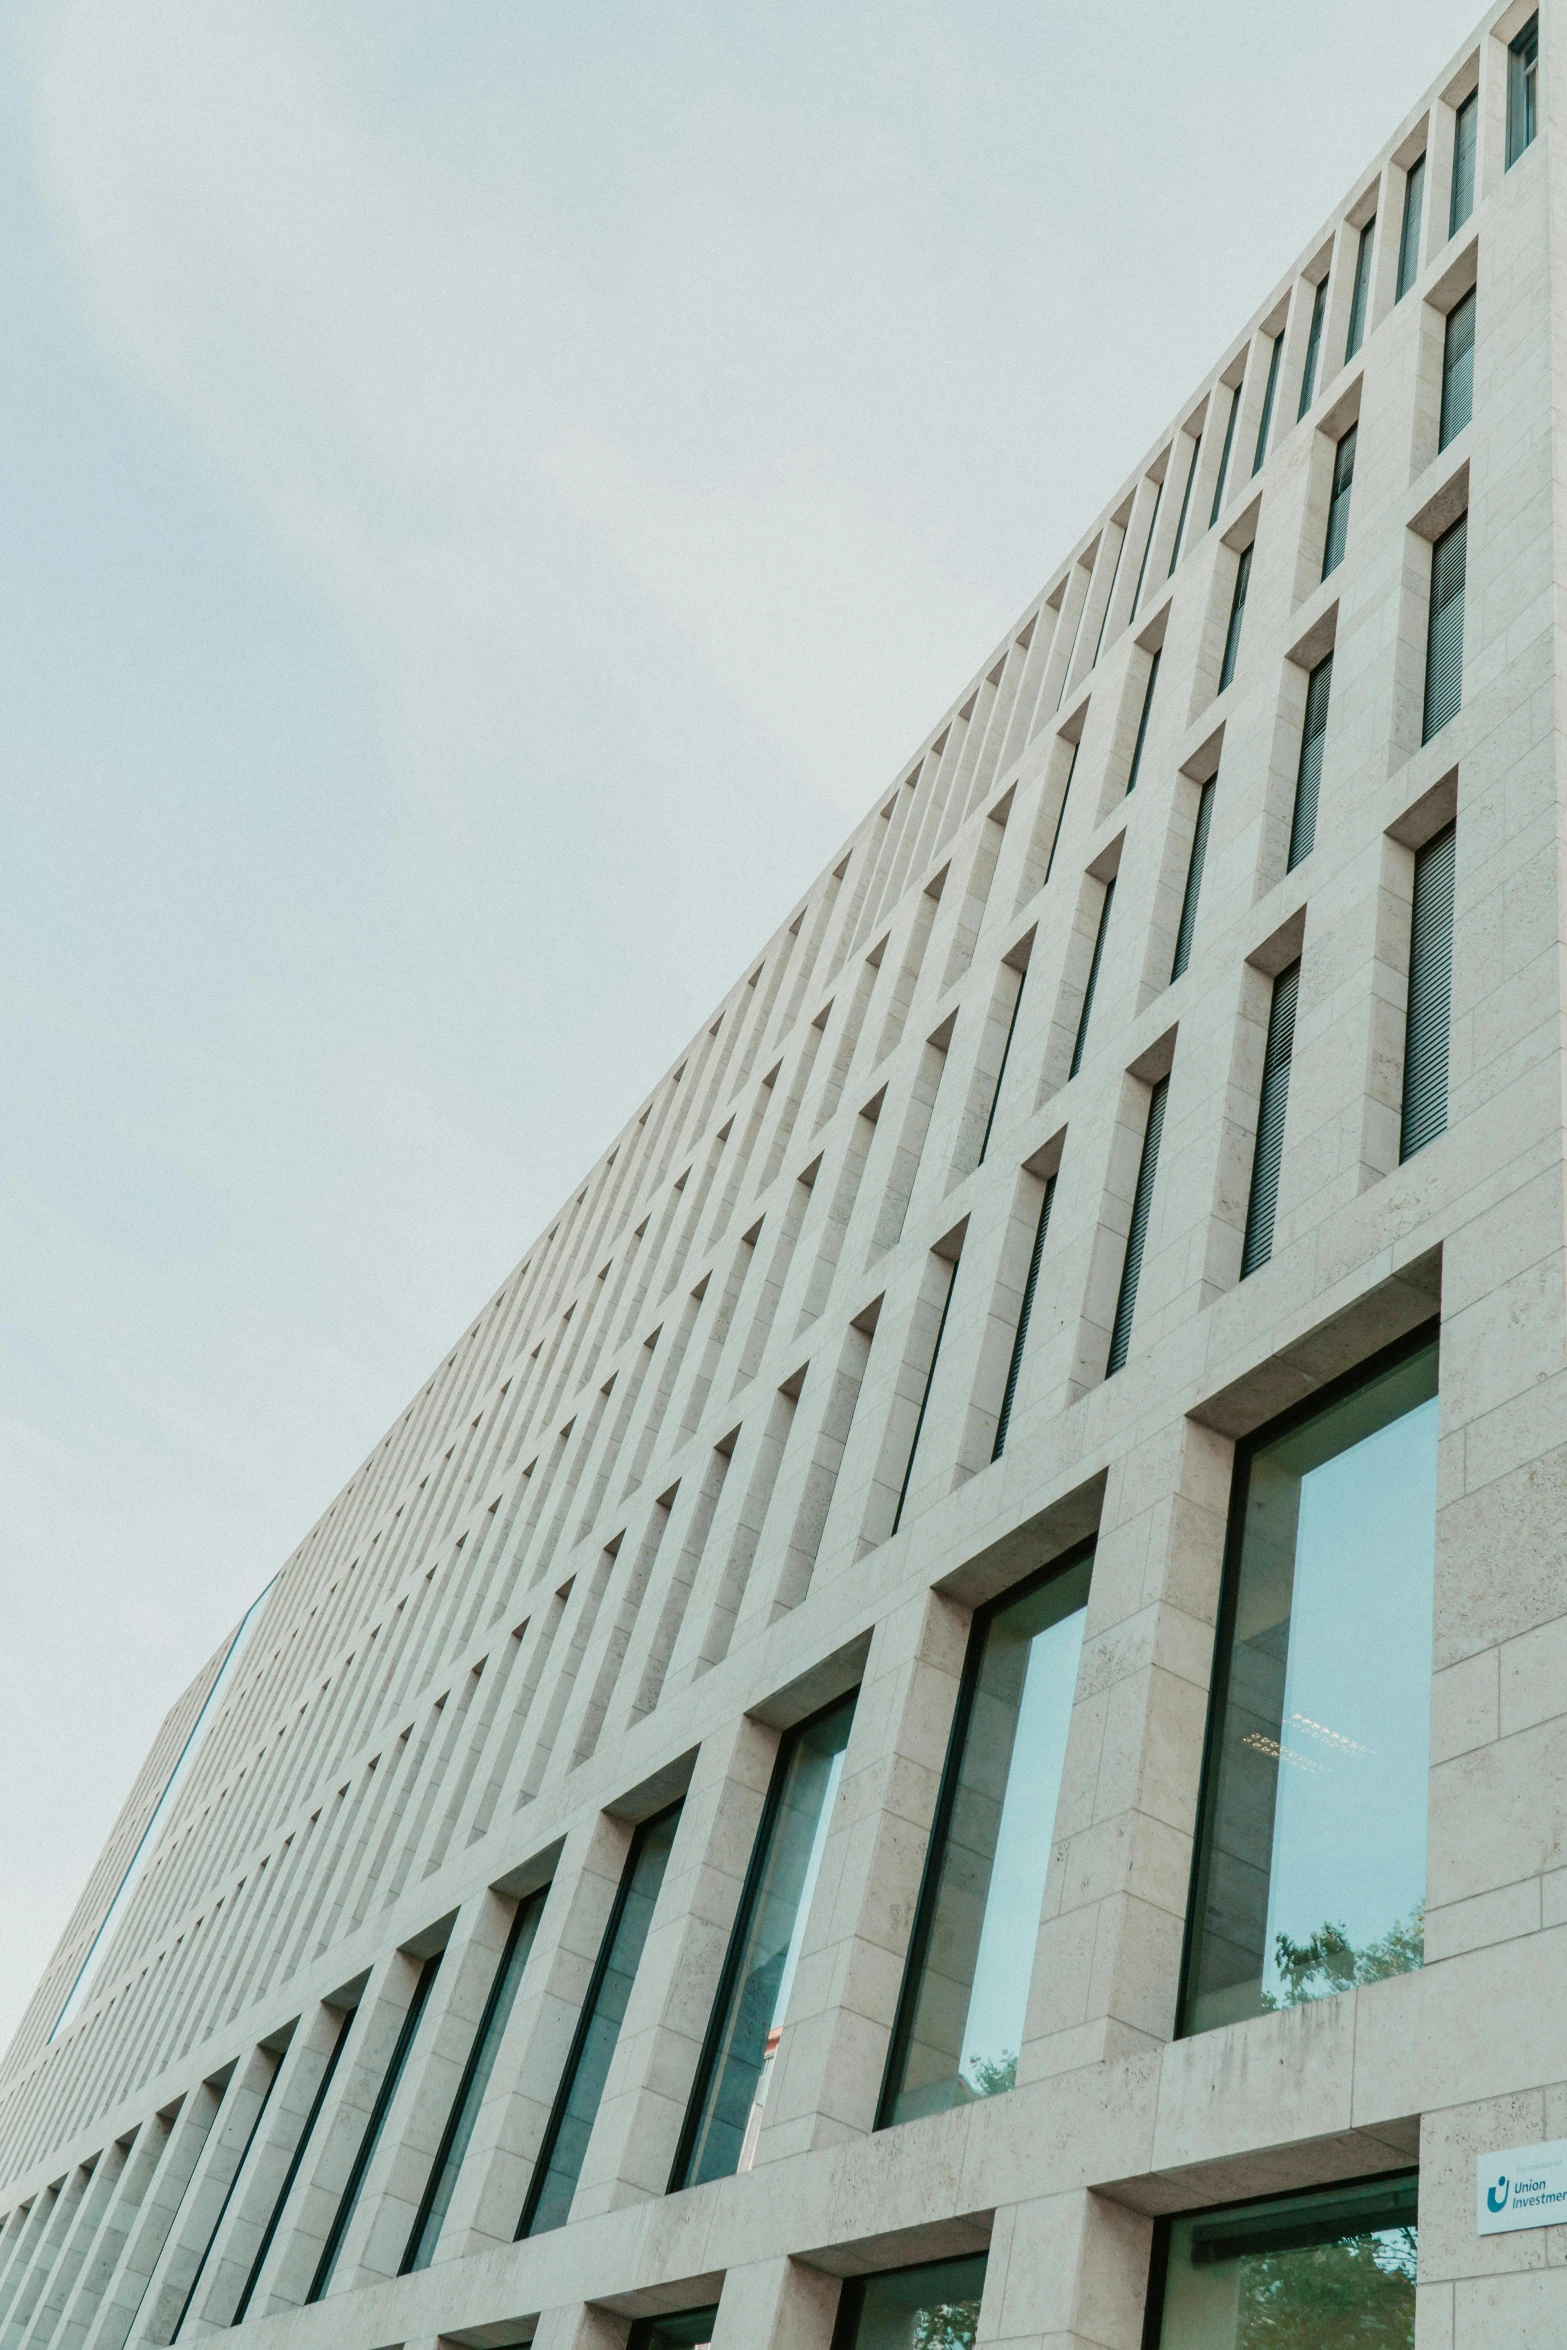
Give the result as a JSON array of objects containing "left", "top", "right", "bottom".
[{"left": 1476, "top": 2140, "right": 1567, "bottom": 2234}]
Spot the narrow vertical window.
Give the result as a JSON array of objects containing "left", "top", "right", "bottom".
[
  {"left": 1126, "top": 650, "right": 1161, "bottom": 792},
  {"left": 1450, "top": 90, "right": 1477, "bottom": 233},
  {"left": 878, "top": 1549, "right": 1092, "bottom": 2124},
  {"left": 1106, "top": 1077, "right": 1168, "bottom": 1375},
  {"left": 1396, "top": 153, "right": 1425, "bottom": 298},
  {"left": 1147, "top": 2177, "right": 1417, "bottom": 2348},
  {"left": 170, "top": 2054, "right": 285, "bottom": 2340},
  {"left": 629, "top": 2310, "right": 720, "bottom": 2350},
  {"left": 518, "top": 1804, "right": 682, "bottom": 2238},
  {"left": 1344, "top": 217, "right": 1375, "bottom": 360},
  {"left": 890, "top": 1256, "right": 958, "bottom": 1535},
  {"left": 1069, "top": 878, "right": 1115, "bottom": 1078},
  {"left": 1239, "top": 962, "right": 1300, "bottom": 1278},
  {"left": 1171, "top": 779, "right": 1216, "bottom": 983},
  {"left": 1168, "top": 433, "right": 1202, "bottom": 574},
  {"left": 1440, "top": 286, "right": 1475, "bottom": 447},
  {"left": 1422, "top": 512, "right": 1467, "bottom": 742},
  {"left": 231, "top": 2006, "right": 356, "bottom": 2326},
  {"left": 1130, "top": 471, "right": 1166, "bottom": 615},
  {"left": 1210, "top": 381, "right": 1241, "bottom": 525},
  {"left": 1296, "top": 276, "right": 1328, "bottom": 418},
  {"left": 673, "top": 1692, "right": 856, "bottom": 2188},
  {"left": 308, "top": 1953, "right": 443, "bottom": 2301},
  {"left": 976, "top": 965, "right": 1026, "bottom": 1165},
  {"left": 402, "top": 1888, "right": 549, "bottom": 2272},
  {"left": 1252, "top": 333, "right": 1283, "bottom": 473},
  {"left": 1320, "top": 423, "right": 1357, "bottom": 578},
  {"left": 831, "top": 2256, "right": 988, "bottom": 2350},
  {"left": 1509, "top": 16, "right": 1539, "bottom": 165},
  {"left": 1042, "top": 739, "right": 1079, "bottom": 889},
  {"left": 1179, "top": 1329, "right": 1438, "bottom": 2035},
  {"left": 1287, "top": 654, "right": 1333, "bottom": 871},
  {"left": 992, "top": 1174, "right": 1056, "bottom": 1461},
  {"left": 1218, "top": 543, "right": 1252, "bottom": 693},
  {"left": 1400, "top": 824, "right": 1456, "bottom": 1161}
]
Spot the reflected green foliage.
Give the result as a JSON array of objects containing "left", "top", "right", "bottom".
[
  {"left": 911, "top": 2302, "right": 980, "bottom": 2350},
  {"left": 1233, "top": 2229, "right": 1415, "bottom": 2346},
  {"left": 965, "top": 2052, "right": 1016, "bottom": 2097},
  {"left": 1265, "top": 1907, "right": 1424, "bottom": 2007}
]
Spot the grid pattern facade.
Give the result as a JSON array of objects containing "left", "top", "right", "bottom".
[{"left": 1, "top": 4, "right": 1561, "bottom": 2343}]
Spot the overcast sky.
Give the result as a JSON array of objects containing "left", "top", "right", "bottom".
[{"left": 0, "top": 0, "right": 1484, "bottom": 2050}]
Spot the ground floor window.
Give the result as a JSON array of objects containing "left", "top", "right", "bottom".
[
  {"left": 1148, "top": 2174, "right": 1417, "bottom": 2346},
  {"left": 830, "top": 2253, "right": 987, "bottom": 2349}
]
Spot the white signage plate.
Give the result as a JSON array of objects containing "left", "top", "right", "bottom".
[{"left": 1477, "top": 2139, "right": 1567, "bottom": 2234}]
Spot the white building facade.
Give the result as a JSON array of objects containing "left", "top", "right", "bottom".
[{"left": 1, "top": 6, "right": 1559, "bottom": 2343}]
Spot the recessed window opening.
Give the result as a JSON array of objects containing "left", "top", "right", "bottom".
[
  {"left": 231, "top": 2004, "right": 357, "bottom": 2326},
  {"left": 1344, "top": 216, "right": 1375, "bottom": 360},
  {"left": 1509, "top": 15, "right": 1539, "bottom": 165},
  {"left": 629, "top": 2310, "right": 721, "bottom": 2350},
  {"left": 977, "top": 965, "right": 1028, "bottom": 1166},
  {"left": 1396, "top": 153, "right": 1426, "bottom": 298},
  {"left": 1219, "top": 543, "right": 1253, "bottom": 694},
  {"left": 1069, "top": 879, "right": 1116, "bottom": 1078},
  {"left": 1450, "top": 89, "right": 1478, "bottom": 232},
  {"left": 878, "top": 1546, "right": 1093, "bottom": 2125},
  {"left": 1240, "top": 961, "right": 1300, "bottom": 1279},
  {"left": 170, "top": 2051, "right": 285, "bottom": 2340},
  {"left": 1168, "top": 434, "right": 1203, "bottom": 574},
  {"left": 1106, "top": 1076, "right": 1168, "bottom": 1375},
  {"left": 1440, "top": 287, "right": 1475, "bottom": 448},
  {"left": 831, "top": 2255, "right": 989, "bottom": 2350},
  {"left": 992, "top": 1173, "right": 1057, "bottom": 1460},
  {"left": 1178, "top": 1327, "right": 1439, "bottom": 2036},
  {"left": 1400, "top": 823, "right": 1456, "bottom": 1161},
  {"left": 1210, "top": 381, "right": 1242, "bottom": 524},
  {"left": 1321, "top": 424, "right": 1357, "bottom": 579},
  {"left": 309, "top": 1951, "right": 443, "bottom": 2301},
  {"left": 1148, "top": 2176, "right": 1418, "bottom": 2348},
  {"left": 1130, "top": 472, "right": 1166, "bottom": 615},
  {"left": 1126, "top": 650, "right": 1161, "bottom": 792},
  {"left": 672, "top": 1690, "right": 857, "bottom": 2189},
  {"left": 1288, "top": 654, "right": 1334, "bottom": 870},
  {"left": 1171, "top": 778, "right": 1216, "bottom": 983},
  {"left": 1297, "top": 276, "right": 1329, "bottom": 418},
  {"left": 1252, "top": 333, "right": 1284, "bottom": 473},
  {"left": 1042, "top": 741, "right": 1080, "bottom": 890},
  {"left": 1422, "top": 512, "right": 1467, "bottom": 741},
  {"left": 891, "top": 1257, "right": 959, "bottom": 1537}
]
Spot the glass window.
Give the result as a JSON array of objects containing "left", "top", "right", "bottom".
[
  {"left": 1171, "top": 778, "right": 1216, "bottom": 983},
  {"left": 629, "top": 2307, "right": 720, "bottom": 2349},
  {"left": 309, "top": 1952, "right": 443, "bottom": 2301},
  {"left": 1423, "top": 512, "right": 1466, "bottom": 742},
  {"left": 1396, "top": 154, "right": 1425, "bottom": 300},
  {"left": 1069, "top": 878, "right": 1116, "bottom": 1078},
  {"left": 1321, "top": 422, "right": 1357, "bottom": 578},
  {"left": 519, "top": 1803, "right": 682, "bottom": 2237},
  {"left": 1218, "top": 543, "right": 1252, "bottom": 693},
  {"left": 879, "top": 1550, "right": 1092, "bottom": 2126},
  {"left": 1149, "top": 2176, "right": 1417, "bottom": 2348},
  {"left": 674, "top": 1692, "right": 857, "bottom": 2189},
  {"left": 1296, "top": 276, "right": 1328, "bottom": 419},
  {"left": 1107, "top": 1076, "right": 1169, "bottom": 1376},
  {"left": 231, "top": 2003, "right": 356, "bottom": 2326},
  {"left": 1509, "top": 16, "right": 1539, "bottom": 167},
  {"left": 1288, "top": 653, "right": 1333, "bottom": 871},
  {"left": 1345, "top": 217, "right": 1375, "bottom": 361},
  {"left": 1450, "top": 91, "right": 1477, "bottom": 233},
  {"left": 992, "top": 1173, "right": 1056, "bottom": 1461},
  {"left": 1240, "top": 962, "right": 1299, "bottom": 1280},
  {"left": 831, "top": 2254, "right": 988, "bottom": 2350},
  {"left": 1126, "top": 650, "right": 1161, "bottom": 793},
  {"left": 403, "top": 1886, "right": 549, "bottom": 2271},
  {"left": 1180, "top": 1332, "right": 1438, "bottom": 2036},
  {"left": 1168, "top": 435, "right": 1202, "bottom": 575},
  {"left": 1252, "top": 334, "right": 1283, "bottom": 474},
  {"left": 1441, "top": 287, "right": 1475, "bottom": 449},
  {"left": 1401, "top": 825, "right": 1456, "bottom": 1162},
  {"left": 1210, "top": 380, "right": 1241, "bottom": 525}
]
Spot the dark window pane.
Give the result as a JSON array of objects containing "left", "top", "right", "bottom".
[
  {"left": 880, "top": 1554, "right": 1092, "bottom": 2125},
  {"left": 1508, "top": 17, "right": 1538, "bottom": 167},
  {"left": 629, "top": 2307, "right": 720, "bottom": 2350},
  {"left": 1069, "top": 878, "right": 1115, "bottom": 1078},
  {"left": 1322, "top": 423, "right": 1357, "bottom": 578},
  {"left": 1252, "top": 334, "right": 1283, "bottom": 473},
  {"left": 1240, "top": 961, "right": 1299, "bottom": 1279},
  {"left": 520, "top": 1804, "right": 681, "bottom": 2237},
  {"left": 1219, "top": 543, "right": 1252, "bottom": 693},
  {"left": 1450, "top": 90, "right": 1477, "bottom": 233},
  {"left": 1151, "top": 2177, "right": 1418, "bottom": 2347},
  {"left": 1288, "top": 653, "right": 1333, "bottom": 871},
  {"left": 1441, "top": 288, "right": 1475, "bottom": 449},
  {"left": 1210, "top": 381, "right": 1241, "bottom": 525},
  {"left": 1180, "top": 1336, "right": 1438, "bottom": 2036},
  {"left": 309, "top": 1952, "right": 443, "bottom": 2301},
  {"left": 1396, "top": 155, "right": 1425, "bottom": 299},
  {"left": 1297, "top": 276, "right": 1328, "bottom": 419},
  {"left": 675, "top": 1694, "right": 857, "bottom": 2188},
  {"left": 1423, "top": 513, "right": 1466, "bottom": 741},
  {"left": 1106, "top": 1077, "right": 1168, "bottom": 1375},
  {"left": 1345, "top": 216, "right": 1375, "bottom": 360},
  {"left": 992, "top": 1174, "right": 1056, "bottom": 1461},
  {"left": 1171, "top": 778, "right": 1216, "bottom": 982},
  {"left": 832, "top": 2254, "right": 988, "bottom": 2350},
  {"left": 1126, "top": 649, "right": 1161, "bottom": 792}
]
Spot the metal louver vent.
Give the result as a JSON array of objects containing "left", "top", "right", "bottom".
[
  {"left": 1400, "top": 824, "right": 1456, "bottom": 1161},
  {"left": 1441, "top": 289, "right": 1475, "bottom": 449},
  {"left": 1241, "top": 962, "right": 1301, "bottom": 1278}
]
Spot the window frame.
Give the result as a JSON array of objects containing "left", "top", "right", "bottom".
[
  {"left": 1139, "top": 2169, "right": 1420, "bottom": 2349},
  {"left": 1508, "top": 14, "right": 1539, "bottom": 167}
]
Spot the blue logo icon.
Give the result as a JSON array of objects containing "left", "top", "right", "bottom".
[{"left": 1488, "top": 2175, "right": 1510, "bottom": 2214}]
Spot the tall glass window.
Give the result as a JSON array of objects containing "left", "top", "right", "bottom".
[
  {"left": 1126, "top": 650, "right": 1161, "bottom": 792},
  {"left": 629, "top": 2308, "right": 719, "bottom": 2350},
  {"left": 1441, "top": 288, "right": 1475, "bottom": 448},
  {"left": 231, "top": 2003, "right": 356, "bottom": 2326},
  {"left": 1179, "top": 1330, "right": 1438, "bottom": 2036},
  {"left": 1239, "top": 963, "right": 1299, "bottom": 1280},
  {"left": 1218, "top": 543, "right": 1252, "bottom": 693},
  {"left": 309, "top": 1951, "right": 443, "bottom": 2302},
  {"left": 1210, "top": 381, "right": 1241, "bottom": 525},
  {"left": 1321, "top": 422, "right": 1357, "bottom": 578},
  {"left": 878, "top": 1549, "right": 1093, "bottom": 2125},
  {"left": 1396, "top": 154, "right": 1425, "bottom": 299},
  {"left": 1344, "top": 217, "right": 1375, "bottom": 361},
  {"left": 992, "top": 1174, "right": 1056, "bottom": 1462},
  {"left": 1252, "top": 334, "right": 1283, "bottom": 473},
  {"left": 1296, "top": 276, "right": 1328, "bottom": 419},
  {"left": 1171, "top": 779, "right": 1216, "bottom": 984},
  {"left": 674, "top": 1692, "right": 857, "bottom": 2188},
  {"left": 831, "top": 2255, "right": 988, "bottom": 2350},
  {"left": 1288, "top": 653, "right": 1333, "bottom": 871},
  {"left": 519, "top": 1803, "right": 682, "bottom": 2237},
  {"left": 402, "top": 1886, "right": 549, "bottom": 2271},
  {"left": 1106, "top": 1077, "right": 1168, "bottom": 1376},
  {"left": 1423, "top": 512, "right": 1467, "bottom": 742},
  {"left": 1450, "top": 90, "right": 1478, "bottom": 233},
  {"left": 1509, "top": 16, "right": 1539, "bottom": 167},
  {"left": 1069, "top": 878, "right": 1116, "bottom": 1078},
  {"left": 1148, "top": 2176, "right": 1417, "bottom": 2348},
  {"left": 1168, "top": 434, "right": 1202, "bottom": 575}
]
